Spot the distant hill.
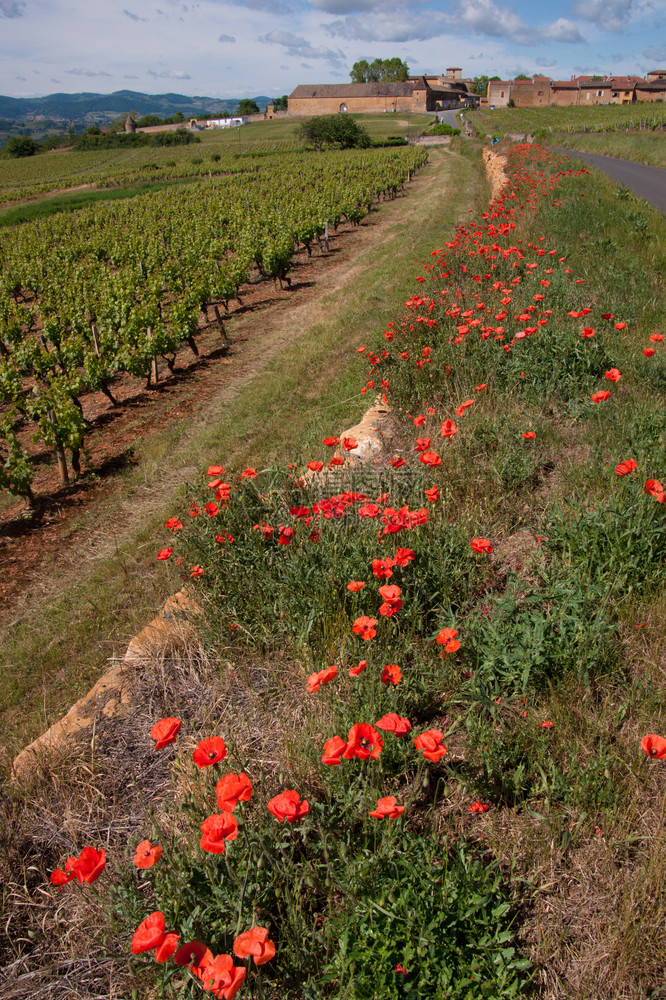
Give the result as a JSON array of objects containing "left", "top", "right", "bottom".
[{"left": 0, "top": 90, "right": 273, "bottom": 122}]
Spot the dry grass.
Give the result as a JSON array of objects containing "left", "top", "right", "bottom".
[{"left": 0, "top": 637, "right": 320, "bottom": 999}]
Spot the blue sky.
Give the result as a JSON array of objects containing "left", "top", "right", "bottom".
[{"left": 1, "top": 0, "right": 665, "bottom": 99}]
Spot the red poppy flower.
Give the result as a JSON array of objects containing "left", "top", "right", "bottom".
[
  {"left": 278, "top": 525, "right": 294, "bottom": 546},
  {"left": 50, "top": 846, "right": 106, "bottom": 889},
  {"left": 615, "top": 459, "right": 638, "bottom": 477},
  {"left": 322, "top": 735, "right": 347, "bottom": 765},
  {"left": 615, "top": 322, "right": 626, "bottom": 330},
  {"left": 216, "top": 772, "right": 253, "bottom": 811},
  {"left": 63, "top": 845, "right": 97, "bottom": 883},
  {"left": 174, "top": 940, "right": 211, "bottom": 972},
  {"left": 306, "top": 665, "right": 338, "bottom": 693},
  {"left": 381, "top": 663, "right": 402, "bottom": 685},
  {"left": 348, "top": 659, "right": 367, "bottom": 678},
  {"left": 131, "top": 911, "right": 166, "bottom": 954},
  {"left": 307, "top": 461, "right": 323, "bottom": 472},
  {"left": 347, "top": 581, "right": 365, "bottom": 592},
  {"left": 49, "top": 868, "right": 76, "bottom": 888},
  {"left": 467, "top": 801, "right": 490, "bottom": 813},
  {"left": 157, "top": 548, "right": 172, "bottom": 560},
  {"left": 190, "top": 566, "right": 204, "bottom": 578},
  {"left": 200, "top": 812, "right": 239, "bottom": 853},
  {"left": 198, "top": 954, "right": 246, "bottom": 999},
  {"left": 369, "top": 796, "right": 405, "bottom": 819},
  {"left": 204, "top": 502, "right": 219, "bottom": 517},
  {"left": 649, "top": 334, "right": 663, "bottom": 342},
  {"left": 342, "top": 437, "right": 358, "bottom": 451},
  {"left": 133, "top": 840, "right": 162, "bottom": 870},
  {"left": 436, "top": 627, "right": 459, "bottom": 645},
  {"left": 267, "top": 790, "right": 309, "bottom": 823},
  {"left": 165, "top": 517, "right": 183, "bottom": 531},
  {"left": 378, "top": 584, "right": 401, "bottom": 604},
  {"left": 605, "top": 369, "right": 621, "bottom": 382},
  {"left": 425, "top": 486, "right": 440, "bottom": 501},
  {"left": 342, "top": 723, "right": 383, "bottom": 760},
  {"left": 375, "top": 713, "right": 412, "bottom": 736},
  {"left": 440, "top": 419, "right": 459, "bottom": 438},
  {"left": 242, "top": 468, "right": 257, "bottom": 478},
  {"left": 253, "top": 522, "right": 274, "bottom": 538},
  {"left": 358, "top": 503, "right": 382, "bottom": 518},
  {"left": 540, "top": 720, "right": 554, "bottom": 729},
  {"left": 475, "top": 384, "right": 487, "bottom": 391},
  {"left": 396, "top": 963, "right": 408, "bottom": 977},
  {"left": 640, "top": 734, "right": 666, "bottom": 759},
  {"left": 414, "top": 729, "right": 447, "bottom": 762},
  {"left": 323, "top": 436, "right": 339, "bottom": 446},
  {"left": 155, "top": 933, "right": 180, "bottom": 963},
  {"left": 389, "top": 456, "right": 406, "bottom": 468},
  {"left": 352, "top": 616, "right": 378, "bottom": 640},
  {"left": 420, "top": 451, "right": 442, "bottom": 467},
  {"left": 470, "top": 537, "right": 493, "bottom": 554},
  {"left": 644, "top": 479, "right": 664, "bottom": 496},
  {"left": 215, "top": 533, "right": 234, "bottom": 545},
  {"left": 233, "top": 926, "right": 276, "bottom": 966},
  {"left": 581, "top": 328, "right": 595, "bottom": 338},
  {"left": 522, "top": 431, "right": 536, "bottom": 440},
  {"left": 329, "top": 456, "right": 345, "bottom": 467},
  {"left": 644, "top": 348, "right": 656, "bottom": 357},
  {"left": 372, "top": 557, "right": 394, "bottom": 579},
  {"left": 414, "top": 437, "right": 431, "bottom": 453},
  {"left": 394, "top": 547, "right": 415, "bottom": 566},
  {"left": 192, "top": 736, "right": 227, "bottom": 768},
  {"left": 207, "top": 465, "right": 225, "bottom": 476},
  {"left": 591, "top": 390, "right": 611, "bottom": 403},
  {"left": 150, "top": 717, "right": 182, "bottom": 749}
]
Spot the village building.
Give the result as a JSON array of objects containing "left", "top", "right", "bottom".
[
  {"left": 485, "top": 73, "right": 666, "bottom": 108},
  {"left": 288, "top": 69, "right": 477, "bottom": 116}
]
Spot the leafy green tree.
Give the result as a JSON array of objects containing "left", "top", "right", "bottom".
[
  {"left": 166, "top": 111, "right": 185, "bottom": 123},
  {"left": 136, "top": 114, "right": 164, "bottom": 127},
  {"left": 515, "top": 73, "right": 530, "bottom": 81},
  {"left": 5, "top": 136, "right": 39, "bottom": 157},
  {"left": 295, "top": 115, "right": 371, "bottom": 151},
  {"left": 273, "top": 95, "right": 289, "bottom": 110},
  {"left": 470, "top": 75, "right": 489, "bottom": 96},
  {"left": 350, "top": 57, "right": 409, "bottom": 83},
  {"left": 238, "top": 99, "right": 260, "bottom": 115}
]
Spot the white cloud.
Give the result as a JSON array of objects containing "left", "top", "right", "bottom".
[
  {"left": 147, "top": 68, "right": 192, "bottom": 79},
  {"left": 572, "top": 0, "right": 633, "bottom": 32},
  {"left": 535, "top": 57, "right": 557, "bottom": 67},
  {"left": 542, "top": 18, "right": 584, "bottom": 43},
  {"left": 259, "top": 28, "right": 345, "bottom": 66},
  {"left": 325, "top": 9, "right": 447, "bottom": 42},
  {"left": 452, "top": 0, "right": 584, "bottom": 44},
  {"left": 218, "top": 33, "right": 235, "bottom": 42},
  {"left": 66, "top": 67, "right": 113, "bottom": 77}
]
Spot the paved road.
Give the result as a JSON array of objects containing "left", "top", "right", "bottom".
[
  {"left": 435, "top": 108, "right": 464, "bottom": 128},
  {"left": 551, "top": 148, "right": 666, "bottom": 214}
]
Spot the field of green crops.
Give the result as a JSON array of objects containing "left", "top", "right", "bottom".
[
  {"left": 0, "top": 114, "right": 434, "bottom": 207},
  {"left": 468, "top": 102, "right": 666, "bottom": 138}
]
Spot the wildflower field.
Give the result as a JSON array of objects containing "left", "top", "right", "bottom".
[{"left": 3, "top": 142, "right": 666, "bottom": 999}]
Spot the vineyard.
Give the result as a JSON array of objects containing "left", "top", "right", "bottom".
[
  {"left": 0, "top": 145, "right": 427, "bottom": 500},
  {"left": 0, "top": 116, "right": 433, "bottom": 208},
  {"left": 468, "top": 102, "right": 666, "bottom": 139}
]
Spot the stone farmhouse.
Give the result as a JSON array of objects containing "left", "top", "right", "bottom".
[
  {"left": 485, "top": 71, "right": 666, "bottom": 108},
  {"left": 288, "top": 69, "right": 478, "bottom": 116}
]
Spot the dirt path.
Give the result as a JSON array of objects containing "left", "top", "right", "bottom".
[{"left": 0, "top": 153, "right": 449, "bottom": 628}]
